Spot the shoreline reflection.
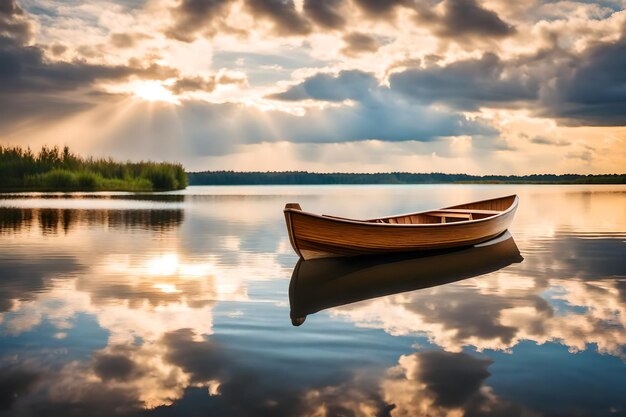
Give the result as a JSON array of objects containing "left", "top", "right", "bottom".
[
  {"left": 0, "top": 207, "right": 184, "bottom": 234},
  {"left": 289, "top": 232, "right": 523, "bottom": 325}
]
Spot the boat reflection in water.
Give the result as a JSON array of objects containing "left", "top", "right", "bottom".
[{"left": 289, "top": 231, "right": 523, "bottom": 326}]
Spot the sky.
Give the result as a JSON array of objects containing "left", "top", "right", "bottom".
[{"left": 0, "top": 0, "right": 625, "bottom": 174}]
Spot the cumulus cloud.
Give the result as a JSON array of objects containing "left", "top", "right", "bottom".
[
  {"left": 269, "top": 70, "right": 378, "bottom": 102},
  {"left": 341, "top": 32, "right": 380, "bottom": 56},
  {"left": 244, "top": 0, "right": 311, "bottom": 35},
  {"left": 166, "top": 0, "right": 234, "bottom": 42},
  {"left": 169, "top": 75, "right": 217, "bottom": 94},
  {"left": 1, "top": 191, "right": 625, "bottom": 416},
  {"left": 328, "top": 232, "right": 626, "bottom": 357},
  {"left": 0, "top": 0, "right": 624, "bottom": 171},
  {"left": 540, "top": 36, "right": 626, "bottom": 126},
  {"left": 0, "top": 253, "right": 84, "bottom": 313},
  {"left": 49, "top": 43, "right": 67, "bottom": 56},
  {"left": 168, "top": 72, "right": 246, "bottom": 94},
  {"left": 352, "top": 0, "right": 413, "bottom": 16},
  {"left": 415, "top": 351, "right": 492, "bottom": 408},
  {"left": 0, "top": 0, "right": 33, "bottom": 44},
  {"left": 0, "top": 4, "right": 178, "bottom": 126},
  {"left": 382, "top": 351, "right": 534, "bottom": 417},
  {"left": 303, "top": 0, "right": 346, "bottom": 29},
  {"left": 530, "top": 136, "right": 569, "bottom": 146},
  {"left": 109, "top": 32, "right": 149, "bottom": 49},
  {"left": 416, "top": 0, "right": 515, "bottom": 40},
  {"left": 389, "top": 53, "right": 538, "bottom": 110},
  {"left": 0, "top": 366, "right": 40, "bottom": 411},
  {"left": 387, "top": 28, "right": 626, "bottom": 126}
]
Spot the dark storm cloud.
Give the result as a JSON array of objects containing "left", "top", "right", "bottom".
[
  {"left": 353, "top": 0, "right": 412, "bottom": 16},
  {"left": 162, "top": 329, "right": 228, "bottom": 382},
  {"left": 93, "top": 351, "right": 141, "bottom": 382},
  {"left": 416, "top": 0, "right": 515, "bottom": 40},
  {"left": 0, "top": 41, "right": 175, "bottom": 93},
  {"left": 0, "top": 366, "right": 40, "bottom": 411},
  {"left": 341, "top": 32, "right": 380, "bottom": 56},
  {"left": 166, "top": 0, "right": 233, "bottom": 42},
  {"left": 166, "top": 0, "right": 324, "bottom": 40},
  {"left": 303, "top": 0, "right": 346, "bottom": 29},
  {"left": 269, "top": 70, "right": 377, "bottom": 102},
  {"left": 385, "top": 29, "right": 626, "bottom": 125},
  {"left": 0, "top": 0, "right": 34, "bottom": 44},
  {"left": 417, "top": 351, "right": 491, "bottom": 407},
  {"left": 0, "top": 0, "right": 20, "bottom": 14},
  {"left": 389, "top": 53, "right": 538, "bottom": 110},
  {"left": 169, "top": 75, "right": 217, "bottom": 94},
  {"left": 397, "top": 351, "right": 537, "bottom": 416},
  {"left": 541, "top": 37, "right": 626, "bottom": 126},
  {"left": 245, "top": 0, "right": 311, "bottom": 36}
]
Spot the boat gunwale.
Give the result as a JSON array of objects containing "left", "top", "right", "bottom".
[{"left": 284, "top": 194, "right": 518, "bottom": 228}]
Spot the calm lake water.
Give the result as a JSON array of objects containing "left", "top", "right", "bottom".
[{"left": 1, "top": 185, "right": 625, "bottom": 417}]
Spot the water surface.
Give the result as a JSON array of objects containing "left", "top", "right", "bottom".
[{"left": 1, "top": 185, "right": 625, "bottom": 416}]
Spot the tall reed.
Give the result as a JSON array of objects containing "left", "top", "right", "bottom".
[{"left": 0, "top": 145, "right": 187, "bottom": 191}]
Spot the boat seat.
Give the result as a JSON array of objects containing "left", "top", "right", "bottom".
[
  {"left": 437, "top": 209, "right": 500, "bottom": 215},
  {"left": 427, "top": 212, "right": 473, "bottom": 218},
  {"left": 425, "top": 212, "right": 473, "bottom": 223}
]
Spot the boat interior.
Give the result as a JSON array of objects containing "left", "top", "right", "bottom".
[
  {"left": 320, "top": 195, "right": 517, "bottom": 225},
  {"left": 374, "top": 195, "right": 516, "bottom": 225}
]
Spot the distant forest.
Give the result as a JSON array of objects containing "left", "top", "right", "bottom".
[
  {"left": 0, "top": 145, "right": 187, "bottom": 192},
  {"left": 188, "top": 171, "right": 626, "bottom": 185}
]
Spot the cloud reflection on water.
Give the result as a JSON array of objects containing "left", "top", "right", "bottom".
[
  {"left": 328, "top": 234, "right": 626, "bottom": 358},
  {"left": 0, "top": 186, "right": 624, "bottom": 416}
]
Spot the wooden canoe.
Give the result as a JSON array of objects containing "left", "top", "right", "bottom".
[
  {"left": 289, "top": 231, "right": 523, "bottom": 325},
  {"left": 284, "top": 194, "right": 518, "bottom": 260}
]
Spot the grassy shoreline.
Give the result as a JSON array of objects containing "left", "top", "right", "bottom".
[{"left": 1, "top": 146, "right": 187, "bottom": 192}]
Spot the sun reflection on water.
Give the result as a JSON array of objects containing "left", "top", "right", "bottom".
[{"left": 0, "top": 186, "right": 624, "bottom": 416}]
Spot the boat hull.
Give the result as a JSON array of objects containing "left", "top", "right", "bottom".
[{"left": 284, "top": 195, "right": 518, "bottom": 260}]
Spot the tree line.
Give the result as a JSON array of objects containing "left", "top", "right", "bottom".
[
  {"left": 0, "top": 145, "right": 187, "bottom": 191},
  {"left": 188, "top": 171, "right": 626, "bottom": 185}
]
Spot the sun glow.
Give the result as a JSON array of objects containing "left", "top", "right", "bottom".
[
  {"left": 133, "top": 81, "right": 179, "bottom": 104},
  {"left": 152, "top": 283, "right": 182, "bottom": 294}
]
